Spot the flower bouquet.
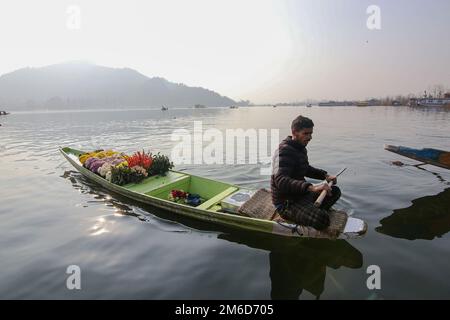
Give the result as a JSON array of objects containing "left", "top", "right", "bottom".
[
  {"left": 168, "top": 189, "right": 203, "bottom": 207},
  {"left": 78, "top": 148, "right": 174, "bottom": 186}
]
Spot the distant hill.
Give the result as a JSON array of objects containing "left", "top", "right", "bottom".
[{"left": 0, "top": 62, "right": 236, "bottom": 110}]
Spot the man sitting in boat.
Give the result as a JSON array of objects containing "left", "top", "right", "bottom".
[{"left": 271, "top": 115, "right": 339, "bottom": 230}]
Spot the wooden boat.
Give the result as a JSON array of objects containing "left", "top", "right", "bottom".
[
  {"left": 384, "top": 145, "right": 450, "bottom": 170},
  {"left": 60, "top": 147, "right": 367, "bottom": 239}
]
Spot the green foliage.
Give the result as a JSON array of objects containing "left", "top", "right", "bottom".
[
  {"left": 111, "top": 166, "right": 147, "bottom": 185},
  {"left": 111, "top": 166, "right": 129, "bottom": 185},
  {"left": 148, "top": 152, "right": 174, "bottom": 176}
]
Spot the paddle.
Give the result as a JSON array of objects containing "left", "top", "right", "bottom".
[{"left": 314, "top": 167, "right": 347, "bottom": 207}]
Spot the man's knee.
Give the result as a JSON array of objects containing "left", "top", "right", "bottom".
[
  {"left": 311, "top": 211, "right": 330, "bottom": 230},
  {"left": 297, "top": 207, "right": 330, "bottom": 230}
]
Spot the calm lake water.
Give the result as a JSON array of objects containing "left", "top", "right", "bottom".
[{"left": 1, "top": 106, "right": 449, "bottom": 299}]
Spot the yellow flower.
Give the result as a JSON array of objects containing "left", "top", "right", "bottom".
[
  {"left": 79, "top": 152, "right": 96, "bottom": 164},
  {"left": 116, "top": 161, "right": 128, "bottom": 168},
  {"left": 79, "top": 149, "right": 119, "bottom": 164}
]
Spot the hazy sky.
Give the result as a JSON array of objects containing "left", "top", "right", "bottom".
[{"left": 1, "top": 0, "right": 449, "bottom": 103}]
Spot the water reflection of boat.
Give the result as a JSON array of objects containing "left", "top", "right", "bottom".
[
  {"left": 218, "top": 232, "right": 363, "bottom": 299},
  {"left": 376, "top": 188, "right": 450, "bottom": 240}
]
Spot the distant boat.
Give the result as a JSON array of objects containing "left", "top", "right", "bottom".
[
  {"left": 194, "top": 104, "right": 206, "bottom": 109},
  {"left": 273, "top": 105, "right": 277, "bottom": 108},
  {"left": 161, "top": 106, "right": 168, "bottom": 111},
  {"left": 356, "top": 101, "right": 369, "bottom": 107},
  {"left": 385, "top": 145, "right": 450, "bottom": 170},
  {"left": 306, "top": 103, "right": 312, "bottom": 108},
  {"left": 392, "top": 101, "right": 401, "bottom": 106},
  {"left": 0, "top": 110, "right": 10, "bottom": 115},
  {"left": 229, "top": 105, "right": 238, "bottom": 109}
]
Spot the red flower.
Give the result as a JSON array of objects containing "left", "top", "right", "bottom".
[
  {"left": 127, "top": 150, "right": 153, "bottom": 169},
  {"left": 171, "top": 190, "right": 187, "bottom": 199}
]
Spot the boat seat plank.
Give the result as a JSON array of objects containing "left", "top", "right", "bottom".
[
  {"left": 197, "top": 186, "right": 238, "bottom": 210},
  {"left": 124, "top": 171, "right": 188, "bottom": 194}
]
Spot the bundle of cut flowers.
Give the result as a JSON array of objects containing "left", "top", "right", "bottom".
[
  {"left": 168, "top": 189, "right": 203, "bottom": 207},
  {"left": 126, "top": 150, "right": 153, "bottom": 170},
  {"left": 78, "top": 148, "right": 174, "bottom": 186}
]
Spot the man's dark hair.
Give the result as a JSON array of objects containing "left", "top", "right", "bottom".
[{"left": 291, "top": 115, "right": 314, "bottom": 132}]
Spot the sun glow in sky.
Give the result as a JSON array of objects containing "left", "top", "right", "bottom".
[{"left": 0, "top": 0, "right": 449, "bottom": 103}]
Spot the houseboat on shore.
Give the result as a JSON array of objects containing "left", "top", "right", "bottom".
[
  {"left": 318, "top": 101, "right": 351, "bottom": 107},
  {"left": 410, "top": 93, "right": 450, "bottom": 107},
  {"left": 356, "top": 99, "right": 381, "bottom": 107}
]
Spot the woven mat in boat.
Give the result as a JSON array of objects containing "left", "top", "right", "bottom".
[
  {"left": 238, "top": 188, "right": 277, "bottom": 220},
  {"left": 238, "top": 188, "right": 348, "bottom": 238}
]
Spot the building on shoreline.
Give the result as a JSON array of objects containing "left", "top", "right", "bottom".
[{"left": 409, "top": 92, "right": 450, "bottom": 107}]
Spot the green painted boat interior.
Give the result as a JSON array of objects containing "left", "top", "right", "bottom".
[
  {"left": 125, "top": 172, "right": 238, "bottom": 211},
  {"left": 62, "top": 147, "right": 240, "bottom": 212}
]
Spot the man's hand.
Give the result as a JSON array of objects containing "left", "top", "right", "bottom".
[
  {"left": 325, "top": 174, "right": 337, "bottom": 185},
  {"left": 308, "top": 182, "right": 332, "bottom": 196}
]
